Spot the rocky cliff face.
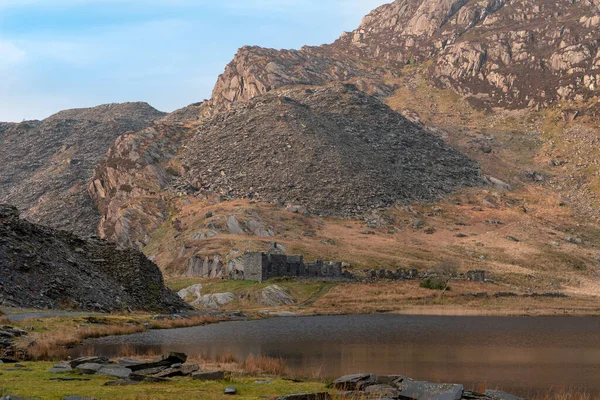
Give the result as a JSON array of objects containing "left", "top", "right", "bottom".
[
  {"left": 0, "top": 103, "right": 165, "bottom": 237},
  {"left": 210, "top": 0, "right": 600, "bottom": 111},
  {"left": 89, "top": 122, "right": 194, "bottom": 248},
  {"left": 0, "top": 204, "right": 187, "bottom": 312},
  {"left": 208, "top": 46, "right": 388, "bottom": 112}
]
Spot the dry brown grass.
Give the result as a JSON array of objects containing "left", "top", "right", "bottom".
[
  {"left": 148, "top": 314, "right": 223, "bottom": 329},
  {"left": 310, "top": 281, "right": 600, "bottom": 316},
  {"left": 215, "top": 351, "right": 239, "bottom": 364},
  {"left": 241, "top": 354, "right": 287, "bottom": 376},
  {"left": 532, "top": 389, "right": 592, "bottom": 400},
  {"left": 116, "top": 344, "right": 163, "bottom": 358},
  {"left": 24, "top": 314, "right": 227, "bottom": 361},
  {"left": 27, "top": 324, "right": 146, "bottom": 361}
]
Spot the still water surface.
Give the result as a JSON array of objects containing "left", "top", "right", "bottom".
[{"left": 80, "top": 315, "right": 600, "bottom": 396}]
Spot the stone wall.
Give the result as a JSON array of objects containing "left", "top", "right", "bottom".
[
  {"left": 241, "top": 251, "right": 348, "bottom": 282},
  {"left": 466, "top": 270, "right": 487, "bottom": 282},
  {"left": 186, "top": 255, "right": 223, "bottom": 278}
]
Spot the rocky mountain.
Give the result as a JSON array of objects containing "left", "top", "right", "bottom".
[
  {"left": 0, "top": 102, "right": 165, "bottom": 237},
  {"left": 6, "top": 0, "right": 600, "bottom": 304},
  {"left": 0, "top": 204, "right": 187, "bottom": 312},
  {"left": 89, "top": 85, "right": 482, "bottom": 248},
  {"left": 183, "top": 85, "right": 481, "bottom": 214},
  {"left": 210, "top": 0, "right": 600, "bottom": 112}
]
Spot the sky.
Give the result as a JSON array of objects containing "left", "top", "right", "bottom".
[{"left": 0, "top": 0, "right": 390, "bottom": 122}]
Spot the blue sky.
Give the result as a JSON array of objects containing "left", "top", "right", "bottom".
[{"left": 0, "top": 0, "right": 390, "bottom": 122}]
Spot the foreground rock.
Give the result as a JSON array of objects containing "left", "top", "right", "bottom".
[
  {"left": 0, "top": 205, "right": 189, "bottom": 312},
  {"left": 50, "top": 352, "right": 206, "bottom": 386},
  {"left": 275, "top": 394, "right": 330, "bottom": 400},
  {"left": 331, "top": 373, "right": 523, "bottom": 400},
  {"left": 0, "top": 326, "right": 27, "bottom": 359},
  {"left": 43, "top": 359, "right": 525, "bottom": 399}
]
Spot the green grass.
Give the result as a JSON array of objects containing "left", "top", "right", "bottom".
[
  {"left": 0, "top": 362, "right": 329, "bottom": 400},
  {"left": 165, "top": 278, "right": 339, "bottom": 310}
]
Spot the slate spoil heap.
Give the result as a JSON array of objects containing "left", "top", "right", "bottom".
[
  {"left": 0, "top": 204, "right": 188, "bottom": 312},
  {"left": 0, "top": 102, "right": 164, "bottom": 237},
  {"left": 183, "top": 85, "right": 482, "bottom": 216}
]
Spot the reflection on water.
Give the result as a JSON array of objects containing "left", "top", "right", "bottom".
[{"left": 78, "top": 315, "right": 600, "bottom": 396}]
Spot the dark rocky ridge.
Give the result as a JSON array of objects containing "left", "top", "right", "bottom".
[
  {"left": 210, "top": 0, "right": 600, "bottom": 112},
  {"left": 183, "top": 85, "right": 482, "bottom": 216},
  {"left": 0, "top": 204, "right": 187, "bottom": 312},
  {"left": 0, "top": 102, "right": 165, "bottom": 237}
]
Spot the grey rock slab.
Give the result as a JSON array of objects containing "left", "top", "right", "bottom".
[
  {"left": 365, "top": 384, "right": 399, "bottom": 397},
  {"left": 485, "top": 390, "right": 525, "bottom": 400},
  {"left": 49, "top": 362, "right": 73, "bottom": 373},
  {"left": 191, "top": 370, "right": 225, "bottom": 381},
  {"left": 153, "top": 364, "right": 199, "bottom": 378},
  {"left": 103, "top": 380, "right": 140, "bottom": 386},
  {"left": 333, "top": 373, "right": 376, "bottom": 391},
  {"left": 334, "top": 392, "right": 365, "bottom": 399},
  {"left": 62, "top": 397, "right": 96, "bottom": 400},
  {"left": 397, "top": 381, "right": 463, "bottom": 400},
  {"left": 132, "top": 365, "right": 169, "bottom": 376},
  {"left": 49, "top": 377, "right": 91, "bottom": 382},
  {"left": 276, "top": 393, "right": 331, "bottom": 400},
  {"left": 227, "top": 216, "right": 245, "bottom": 235},
  {"left": 128, "top": 352, "right": 187, "bottom": 371},
  {"left": 69, "top": 357, "right": 109, "bottom": 369},
  {"left": 96, "top": 365, "right": 132, "bottom": 379},
  {"left": 376, "top": 375, "right": 408, "bottom": 385},
  {"left": 117, "top": 358, "right": 146, "bottom": 367},
  {"left": 224, "top": 386, "right": 237, "bottom": 395},
  {"left": 129, "top": 375, "right": 171, "bottom": 383},
  {"left": 75, "top": 363, "right": 104, "bottom": 375}
]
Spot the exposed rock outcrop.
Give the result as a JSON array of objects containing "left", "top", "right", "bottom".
[
  {"left": 0, "top": 103, "right": 164, "bottom": 237},
  {"left": 193, "top": 292, "right": 236, "bottom": 309},
  {"left": 88, "top": 123, "right": 194, "bottom": 248},
  {"left": 0, "top": 204, "right": 188, "bottom": 312},
  {"left": 208, "top": 46, "right": 384, "bottom": 113},
  {"left": 208, "top": 0, "right": 600, "bottom": 111},
  {"left": 260, "top": 285, "right": 295, "bottom": 307}
]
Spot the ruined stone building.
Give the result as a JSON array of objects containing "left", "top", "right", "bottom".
[
  {"left": 185, "top": 243, "right": 352, "bottom": 282},
  {"left": 466, "top": 270, "right": 487, "bottom": 282},
  {"left": 242, "top": 252, "right": 347, "bottom": 282}
]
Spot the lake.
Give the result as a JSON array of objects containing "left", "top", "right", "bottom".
[{"left": 78, "top": 314, "right": 600, "bottom": 396}]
